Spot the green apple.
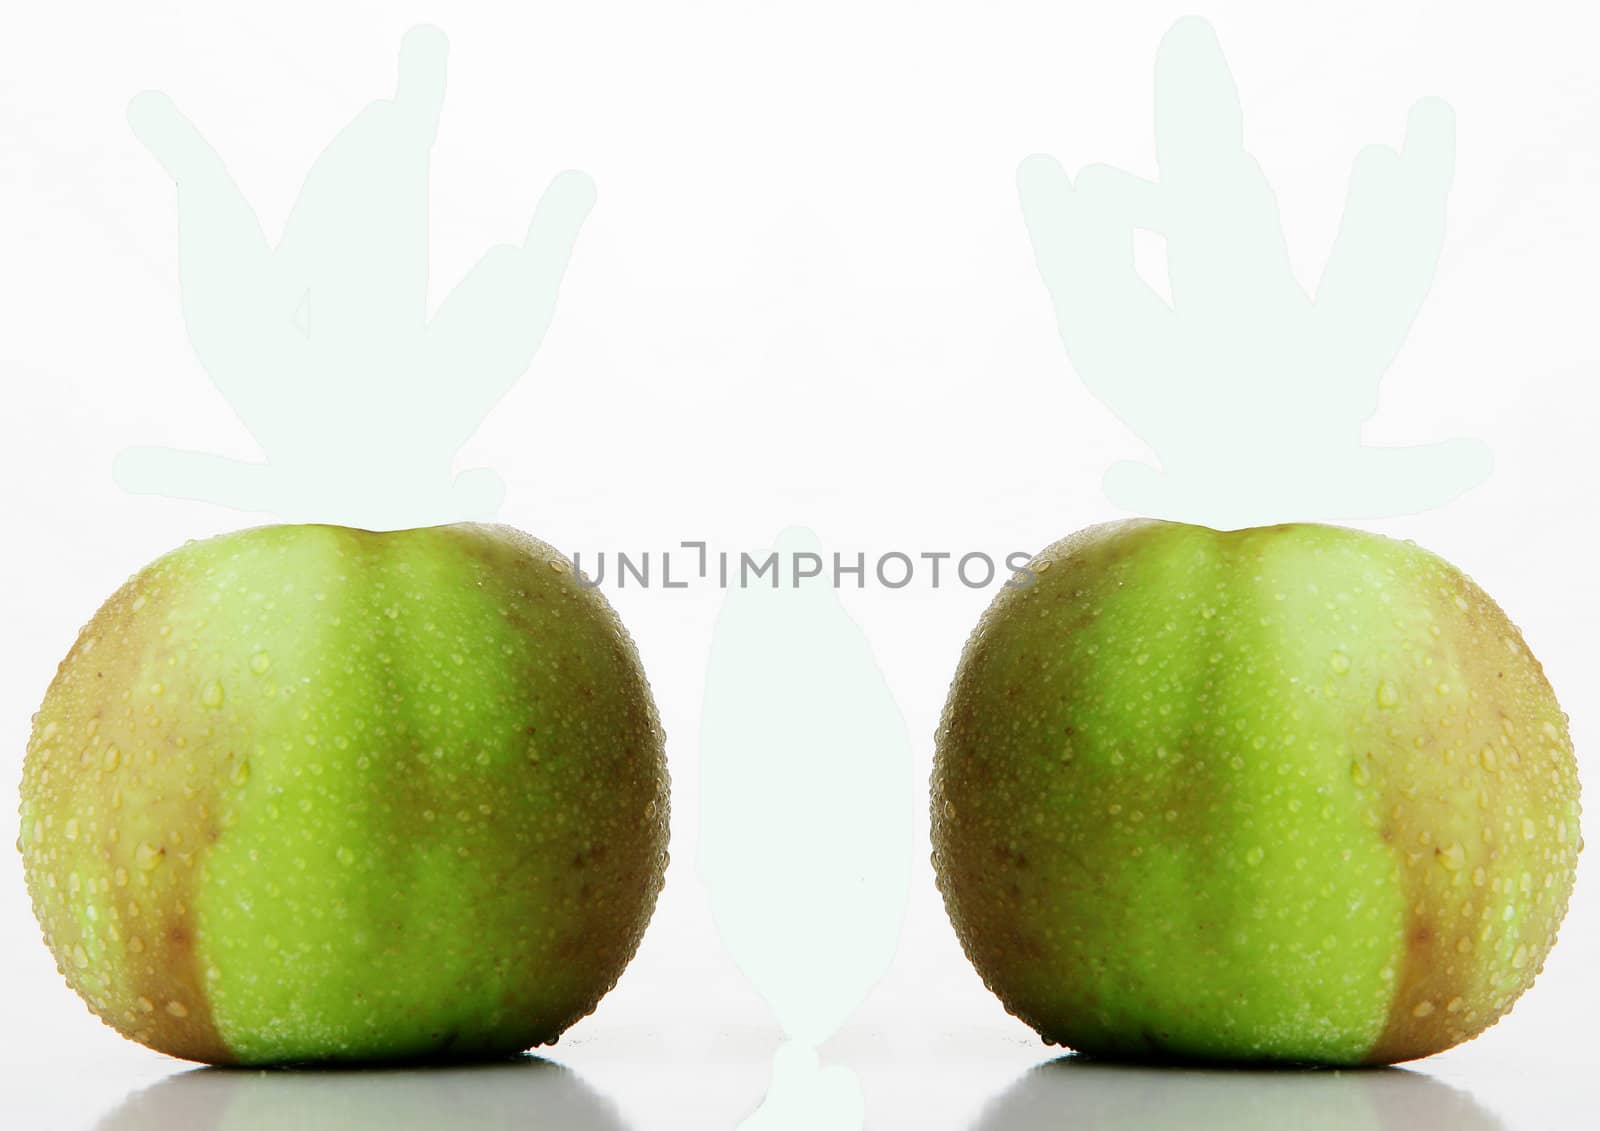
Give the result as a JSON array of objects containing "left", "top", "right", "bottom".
[
  {"left": 19, "top": 523, "right": 669, "bottom": 1065},
  {"left": 931, "top": 519, "right": 1581, "bottom": 1065}
]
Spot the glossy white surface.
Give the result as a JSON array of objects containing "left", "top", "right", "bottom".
[{"left": 3, "top": 1022, "right": 1597, "bottom": 1130}]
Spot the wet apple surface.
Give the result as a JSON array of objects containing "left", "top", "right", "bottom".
[
  {"left": 19, "top": 523, "right": 669, "bottom": 1065},
  {"left": 932, "top": 520, "right": 1581, "bottom": 1065}
]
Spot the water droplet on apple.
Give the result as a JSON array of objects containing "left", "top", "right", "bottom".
[
  {"left": 1376, "top": 680, "right": 1400, "bottom": 709},
  {"left": 201, "top": 681, "right": 225, "bottom": 709},
  {"left": 250, "top": 652, "right": 272, "bottom": 675}
]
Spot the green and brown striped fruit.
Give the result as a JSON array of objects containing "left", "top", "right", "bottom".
[
  {"left": 19, "top": 523, "right": 669, "bottom": 1065},
  {"left": 932, "top": 520, "right": 1581, "bottom": 1065}
]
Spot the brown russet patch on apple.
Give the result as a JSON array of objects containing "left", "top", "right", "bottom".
[
  {"left": 18, "top": 556, "right": 233, "bottom": 1064},
  {"left": 1363, "top": 561, "right": 1579, "bottom": 1065}
]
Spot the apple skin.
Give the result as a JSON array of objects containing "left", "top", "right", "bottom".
[
  {"left": 18, "top": 523, "right": 669, "bottom": 1065},
  {"left": 931, "top": 519, "right": 1581, "bottom": 1065}
]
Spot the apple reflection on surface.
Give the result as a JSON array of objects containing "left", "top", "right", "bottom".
[
  {"left": 97, "top": 1057, "right": 630, "bottom": 1131},
  {"left": 973, "top": 1059, "right": 1506, "bottom": 1131}
]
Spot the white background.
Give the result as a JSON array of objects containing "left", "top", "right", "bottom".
[{"left": 3, "top": 2, "right": 1599, "bottom": 1128}]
